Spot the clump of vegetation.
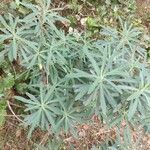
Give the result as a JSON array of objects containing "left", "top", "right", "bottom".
[{"left": 0, "top": 0, "right": 149, "bottom": 149}]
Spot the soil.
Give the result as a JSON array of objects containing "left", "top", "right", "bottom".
[{"left": 136, "top": 0, "right": 150, "bottom": 29}]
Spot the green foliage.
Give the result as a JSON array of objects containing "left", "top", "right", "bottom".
[
  {"left": 15, "top": 84, "right": 65, "bottom": 136},
  {"left": 0, "top": 74, "right": 14, "bottom": 92},
  {"left": 0, "top": 95, "right": 7, "bottom": 127},
  {"left": 0, "top": 0, "right": 149, "bottom": 149}
]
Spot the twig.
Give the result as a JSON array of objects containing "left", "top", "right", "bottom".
[
  {"left": 0, "top": 114, "right": 22, "bottom": 117},
  {"left": 9, "top": 101, "right": 25, "bottom": 108},
  {"left": 7, "top": 100, "right": 25, "bottom": 124}
]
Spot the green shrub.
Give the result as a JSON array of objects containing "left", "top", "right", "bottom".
[{"left": 0, "top": 0, "right": 149, "bottom": 148}]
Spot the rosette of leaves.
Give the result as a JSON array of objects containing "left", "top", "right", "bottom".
[
  {"left": 68, "top": 20, "right": 150, "bottom": 127},
  {"left": 0, "top": 0, "right": 68, "bottom": 69},
  {"left": 68, "top": 46, "right": 130, "bottom": 116},
  {"left": 20, "top": 0, "right": 67, "bottom": 37},
  {"left": 15, "top": 82, "right": 82, "bottom": 137},
  {"left": 15, "top": 84, "right": 62, "bottom": 137},
  {"left": 0, "top": 13, "right": 37, "bottom": 61}
]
